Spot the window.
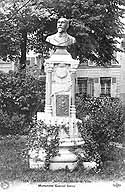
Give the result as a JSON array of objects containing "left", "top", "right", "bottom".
[
  {"left": 79, "top": 59, "right": 96, "bottom": 67},
  {"left": 100, "top": 77, "right": 111, "bottom": 96},
  {"left": 26, "top": 59, "right": 30, "bottom": 65},
  {"left": 121, "top": 38, "right": 125, "bottom": 51},
  {"left": 77, "top": 77, "right": 87, "bottom": 95},
  {"left": 88, "top": 60, "right": 96, "bottom": 66},
  {"left": 26, "top": 57, "right": 36, "bottom": 66},
  {"left": 79, "top": 59, "right": 88, "bottom": 67},
  {"left": 77, "top": 77, "right": 94, "bottom": 96},
  {"left": 88, "top": 78, "right": 94, "bottom": 96}
]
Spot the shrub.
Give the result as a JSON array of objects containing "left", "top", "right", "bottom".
[
  {"left": 0, "top": 110, "right": 12, "bottom": 135},
  {"left": 0, "top": 110, "right": 26, "bottom": 135},
  {"left": 76, "top": 95, "right": 124, "bottom": 162},
  {"left": 76, "top": 122, "right": 101, "bottom": 163},
  {"left": 0, "top": 71, "right": 45, "bottom": 135}
]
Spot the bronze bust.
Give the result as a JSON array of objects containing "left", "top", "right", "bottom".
[{"left": 46, "top": 18, "right": 76, "bottom": 47}]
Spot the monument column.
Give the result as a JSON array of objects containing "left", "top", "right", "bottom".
[
  {"left": 70, "top": 69, "right": 76, "bottom": 118},
  {"left": 45, "top": 64, "right": 53, "bottom": 115},
  {"left": 30, "top": 18, "right": 85, "bottom": 171}
]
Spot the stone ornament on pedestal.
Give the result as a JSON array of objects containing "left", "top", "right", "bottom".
[{"left": 29, "top": 18, "right": 84, "bottom": 170}]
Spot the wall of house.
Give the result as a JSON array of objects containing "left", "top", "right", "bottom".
[
  {"left": 120, "top": 50, "right": 125, "bottom": 104},
  {"left": 76, "top": 66, "right": 121, "bottom": 98},
  {"left": 116, "top": 35, "right": 125, "bottom": 105},
  {"left": 0, "top": 47, "right": 124, "bottom": 104},
  {"left": 119, "top": 16, "right": 125, "bottom": 105}
]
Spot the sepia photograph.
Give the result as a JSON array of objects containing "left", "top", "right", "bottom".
[{"left": 0, "top": 0, "right": 125, "bottom": 191}]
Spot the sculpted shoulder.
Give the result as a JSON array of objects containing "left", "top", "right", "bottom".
[
  {"left": 67, "top": 34, "right": 76, "bottom": 45},
  {"left": 46, "top": 34, "right": 57, "bottom": 45},
  {"left": 46, "top": 33, "right": 76, "bottom": 47}
]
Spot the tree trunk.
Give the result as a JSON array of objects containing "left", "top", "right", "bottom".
[{"left": 19, "top": 30, "right": 27, "bottom": 70}]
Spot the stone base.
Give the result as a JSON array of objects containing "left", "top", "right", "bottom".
[
  {"left": 29, "top": 137, "right": 84, "bottom": 170},
  {"left": 29, "top": 146, "right": 77, "bottom": 170},
  {"left": 29, "top": 159, "right": 97, "bottom": 171}
]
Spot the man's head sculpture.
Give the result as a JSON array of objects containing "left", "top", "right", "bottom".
[
  {"left": 57, "top": 18, "right": 69, "bottom": 33},
  {"left": 46, "top": 17, "right": 76, "bottom": 47}
]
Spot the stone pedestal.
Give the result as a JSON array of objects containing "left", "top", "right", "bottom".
[{"left": 29, "top": 48, "right": 84, "bottom": 170}]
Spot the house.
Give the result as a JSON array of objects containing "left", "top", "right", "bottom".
[
  {"left": 75, "top": 39, "right": 125, "bottom": 106},
  {"left": 0, "top": 58, "right": 14, "bottom": 73},
  {"left": 75, "top": 15, "right": 125, "bottom": 104},
  {"left": 120, "top": 37, "right": 125, "bottom": 105},
  {"left": 76, "top": 57, "right": 121, "bottom": 98},
  {"left": 26, "top": 47, "right": 125, "bottom": 105},
  {"left": 26, "top": 50, "right": 44, "bottom": 77},
  {"left": 0, "top": 42, "right": 125, "bottom": 105}
]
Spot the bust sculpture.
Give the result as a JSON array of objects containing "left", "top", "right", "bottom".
[
  {"left": 46, "top": 18, "right": 76, "bottom": 47},
  {"left": 45, "top": 18, "right": 78, "bottom": 96}
]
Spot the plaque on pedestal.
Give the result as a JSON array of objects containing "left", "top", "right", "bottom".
[{"left": 56, "top": 95, "right": 69, "bottom": 116}]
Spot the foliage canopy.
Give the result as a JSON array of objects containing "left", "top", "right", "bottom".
[{"left": 0, "top": 0, "right": 125, "bottom": 67}]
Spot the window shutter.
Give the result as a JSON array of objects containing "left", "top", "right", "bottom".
[
  {"left": 112, "top": 77, "right": 116, "bottom": 84},
  {"left": 94, "top": 78, "right": 99, "bottom": 83}
]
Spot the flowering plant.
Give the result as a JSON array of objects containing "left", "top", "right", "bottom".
[{"left": 26, "top": 117, "right": 71, "bottom": 169}]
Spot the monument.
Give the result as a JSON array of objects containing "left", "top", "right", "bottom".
[{"left": 29, "top": 18, "right": 84, "bottom": 170}]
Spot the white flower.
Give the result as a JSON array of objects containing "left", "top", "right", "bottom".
[
  {"left": 80, "top": 153, "right": 85, "bottom": 158},
  {"left": 84, "top": 115, "right": 90, "bottom": 121},
  {"left": 38, "top": 149, "right": 46, "bottom": 159},
  {"left": 83, "top": 161, "right": 97, "bottom": 170},
  {"left": 29, "top": 149, "right": 37, "bottom": 158},
  {"left": 47, "top": 136, "right": 51, "bottom": 142}
]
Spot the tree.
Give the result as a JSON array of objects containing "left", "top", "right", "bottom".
[
  {"left": 0, "top": 0, "right": 55, "bottom": 69},
  {"left": 35, "top": 0, "right": 125, "bottom": 65},
  {"left": 0, "top": 0, "right": 125, "bottom": 67}
]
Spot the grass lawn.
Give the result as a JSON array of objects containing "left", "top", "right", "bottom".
[{"left": 0, "top": 135, "right": 124, "bottom": 183}]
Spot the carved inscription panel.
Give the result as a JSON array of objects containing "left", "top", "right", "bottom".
[{"left": 56, "top": 95, "right": 69, "bottom": 116}]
